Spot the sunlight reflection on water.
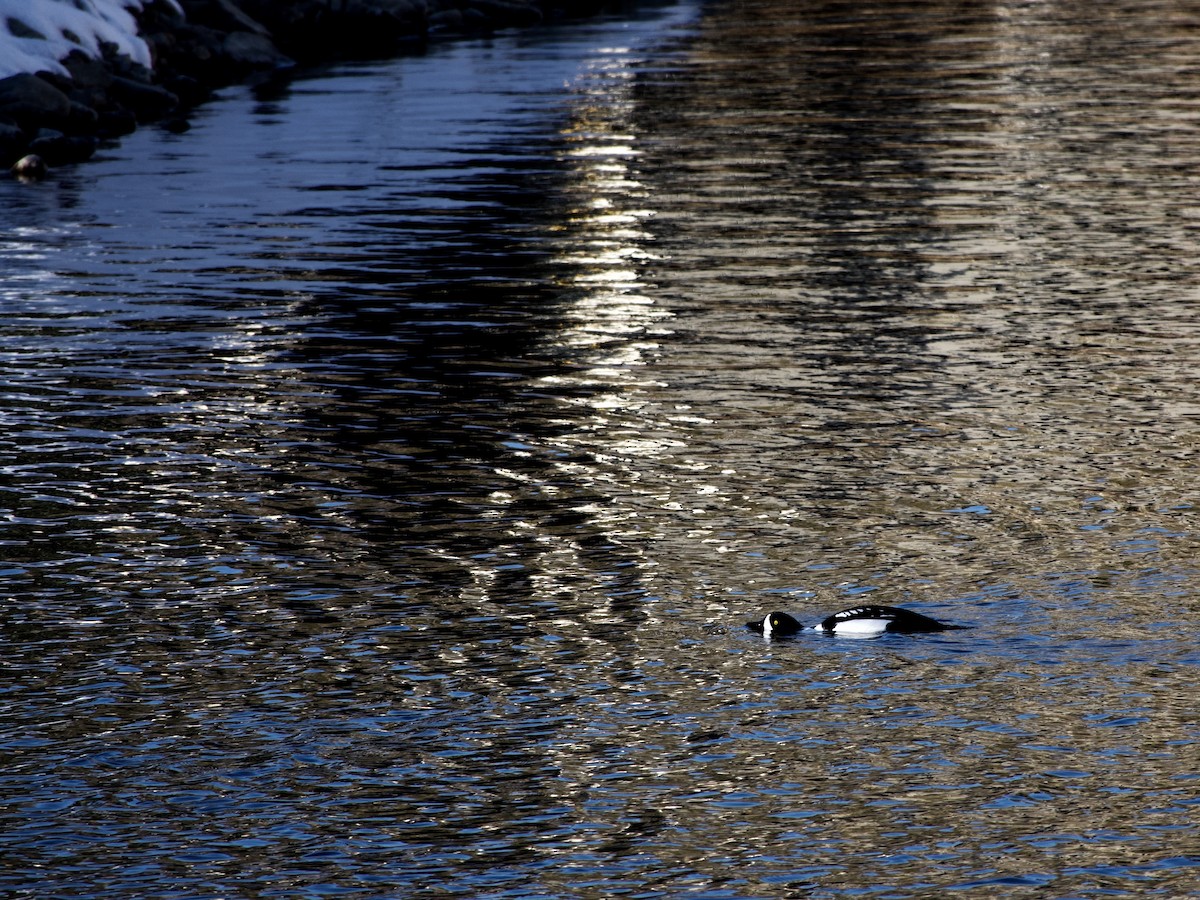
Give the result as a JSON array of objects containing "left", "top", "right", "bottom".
[{"left": 3, "top": 0, "right": 1200, "bottom": 897}]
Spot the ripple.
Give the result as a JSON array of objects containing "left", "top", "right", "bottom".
[{"left": 5, "top": 0, "right": 1200, "bottom": 897}]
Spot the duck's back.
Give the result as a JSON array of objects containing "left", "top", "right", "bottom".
[{"left": 818, "top": 605, "right": 958, "bottom": 634}]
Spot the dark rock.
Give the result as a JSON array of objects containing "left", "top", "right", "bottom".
[
  {"left": 222, "top": 31, "right": 294, "bottom": 72},
  {"left": 101, "top": 49, "right": 154, "bottom": 84},
  {"left": 0, "top": 74, "right": 73, "bottom": 130},
  {"left": 468, "top": 0, "right": 543, "bottom": 28},
  {"left": 377, "top": 0, "right": 429, "bottom": 19},
  {"left": 461, "top": 7, "right": 492, "bottom": 31},
  {"left": 66, "top": 101, "right": 100, "bottom": 131},
  {"left": 160, "top": 74, "right": 212, "bottom": 109},
  {"left": 6, "top": 17, "right": 47, "bottom": 41},
  {"left": 28, "top": 129, "right": 97, "bottom": 166},
  {"left": 10, "top": 154, "right": 47, "bottom": 180},
  {"left": 61, "top": 51, "right": 113, "bottom": 91},
  {"left": 428, "top": 7, "right": 464, "bottom": 32},
  {"left": 182, "top": 0, "right": 274, "bottom": 36},
  {"left": 97, "top": 107, "right": 139, "bottom": 137},
  {"left": 110, "top": 76, "right": 179, "bottom": 119},
  {"left": 236, "top": 0, "right": 429, "bottom": 59},
  {"left": 159, "top": 24, "right": 227, "bottom": 76}
]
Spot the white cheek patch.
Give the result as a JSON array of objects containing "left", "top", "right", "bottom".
[
  {"left": 832, "top": 618, "right": 890, "bottom": 636},
  {"left": 761, "top": 614, "right": 775, "bottom": 636}
]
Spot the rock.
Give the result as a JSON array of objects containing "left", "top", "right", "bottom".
[
  {"left": 461, "top": 6, "right": 491, "bottom": 31},
  {"left": 376, "top": 0, "right": 429, "bottom": 19},
  {"left": 97, "top": 107, "right": 138, "bottom": 137},
  {"left": 67, "top": 101, "right": 100, "bottom": 131},
  {"left": 222, "top": 31, "right": 294, "bottom": 72},
  {"left": 7, "top": 17, "right": 47, "bottom": 41},
  {"left": 61, "top": 51, "right": 114, "bottom": 111},
  {"left": 468, "top": 0, "right": 543, "bottom": 28},
  {"left": 61, "top": 51, "right": 114, "bottom": 93},
  {"left": 10, "top": 154, "right": 47, "bottom": 181},
  {"left": 0, "top": 74, "right": 73, "bottom": 130},
  {"left": 28, "top": 129, "right": 97, "bottom": 166},
  {"left": 236, "top": 0, "right": 428, "bottom": 60},
  {"left": 160, "top": 74, "right": 212, "bottom": 109},
  {"left": 160, "top": 24, "right": 228, "bottom": 75},
  {"left": 428, "top": 7, "right": 464, "bottom": 32},
  {"left": 110, "top": 76, "right": 180, "bottom": 119},
  {"left": 182, "top": 0, "right": 274, "bottom": 36}
]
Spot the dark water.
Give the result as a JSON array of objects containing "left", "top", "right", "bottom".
[{"left": 4, "top": 0, "right": 1200, "bottom": 896}]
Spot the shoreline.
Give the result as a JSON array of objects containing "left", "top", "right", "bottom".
[{"left": 1, "top": 0, "right": 648, "bottom": 179}]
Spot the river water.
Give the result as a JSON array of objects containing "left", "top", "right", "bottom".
[{"left": 3, "top": 0, "right": 1200, "bottom": 896}]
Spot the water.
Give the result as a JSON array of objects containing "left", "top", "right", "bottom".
[{"left": 4, "top": 0, "right": 1200, "bottom": 896}]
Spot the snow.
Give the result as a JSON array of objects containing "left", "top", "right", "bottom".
[{"left": 0, "top": 0, "right": 181, "bottom": 80}]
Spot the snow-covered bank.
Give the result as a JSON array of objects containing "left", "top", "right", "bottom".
[
  {"left": 1, "top": 0, "right": 628, "bottom": 176},
  {"left": 0, "top": 0, "right": 168, "bottom": 80}
]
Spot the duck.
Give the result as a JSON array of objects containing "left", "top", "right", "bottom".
[{"left": 747, "top": 605, "right": 964, "bottom": 638}]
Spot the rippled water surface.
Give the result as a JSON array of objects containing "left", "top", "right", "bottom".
[{"left": 4, "top": 0, "right": 1200, "bottom": 896}]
